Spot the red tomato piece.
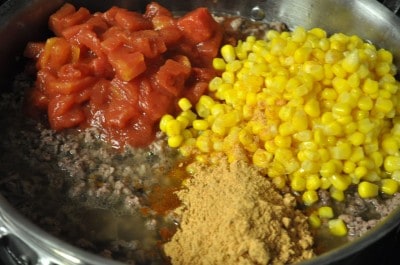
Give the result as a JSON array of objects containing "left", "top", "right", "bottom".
[
  {"left": 38, "top": 37, "right": 71, "bottom": 70},
  {"left": 125, "top": 115, "right": 156, "bottom": 147},
  {"left": 196, "top": 29, "right": 223, "bottom": 65},
  {"left": 128, "top": 30, "right": 167, "bottom": 58},
  {"left": 104, "top": 99, "right": 139, "bottom": 129},
  {"left": 49, "top": 3, "right": 76, "bottom": 36},
  {"left": 62, "top": 7, "right": 91, "bottom": 28},
  {"left": 158, "top": 26, "right": 182, "bottom": 47},
  {"left": 101, "top": 27, "right": 127, "bottom": 52},
  {"left": 156, "top": 59, "right": 191, "bottom": 96},
  {"left": 183, "top": 81, "right": 209, "bottom": 105},
  {"left": 114, "top": 8, "right": 153, "bottom": 32},
  {"left": 190, "top": 67, "right": 217, "bottom": 83},
  {"left": 108, "top": 48, "right": 146, "bottom": 82},
  {"left": 89, "top": 79, "right": 110, "bottom": 109},
  {"left": 177, "top": 7, "right": 219, "bottom": 44},
  {"left": 48, "top": 94, "right": 75, "bottom": 117},
  {"left": 90, "top": 56, "right": 114, "bottom": 79},
  {"left": 144, "top": 2, "right": 172, "bottom": 19},
  {"left": 24, "top": 42, "right": 45, "bottom": 59},
  {"left": 49, "top": 105, "right": 86, "bottom": 130},
  {"left": 151, "top": 15, "right": 175, "bottom": 30},
  {"left": 46, "top": 76, "right": 97, "bottom": 95},
  {"left": 139, "top": 78, "right": 174, "bottom": 121},
  {"left": 72, "top": 28, "right": 104, "bottom": 58},
  {"left": 57, "top": 63, "right": 92, "bottom": 80},
  {"left": 110, "top": 78, "right": 140, "bottom": 103}
]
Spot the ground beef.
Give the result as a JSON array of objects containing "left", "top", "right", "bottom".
[{"left": 0, "top": 75, "right": 180, "bottom": 265}]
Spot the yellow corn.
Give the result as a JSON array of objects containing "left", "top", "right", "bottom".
[
  {"left": 358, "top": 181, "right": 379, "bottom": 198},
  {"left": 330, "top": 187, "right": 345, "bottom": 201},
  {"left": 308, "top": 212, "right": 322, "bottom": 228},
  {"left": 381, "top": 178, "right": 399, "bottom": 195},
  {"left": 328, "top": 219, "right": 348, "bottom": 237},
  {"left": 160, "top": 26, "right": 400, "bottom": 208},
  {"left": 318, "top": 206, "right": 334, "bottom": 219},
  {"left": 302, "top": 190, "right": 319, "bottom": 205}
]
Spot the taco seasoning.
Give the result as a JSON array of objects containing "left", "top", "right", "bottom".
[{"left": 164, "top": 158, "right": 315, "bottom": 265}]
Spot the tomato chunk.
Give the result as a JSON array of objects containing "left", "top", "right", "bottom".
[
  {"left": 49, "top": 4, "right": 90, "bottom": 36},
  {"left": 114, "top": 8, "right": 153, "bottom": 31},
  {"left": 177, "top": 7, "right": 219, "bottom": 44},
  {"left": 139, "top": 78, "right": 174, "bottom": 121},
  {"left": 108, "top": 49, "right": 146, "bottom": 81},
  {"left": 156, "top": 59, "right": 191, "bottom": 96},
  {"left": 26, "top": 3, "right": 222, "bottom": 149}
]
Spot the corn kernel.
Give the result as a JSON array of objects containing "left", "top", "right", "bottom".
[
  {"left": 330, "top": 173, "right": 351, "bottom": 191},
  {"left": 165, "top": 119, "right": 182, "bottom": 136},
  {"left": 381, "top": 178, "right": 398, "bottom": 195},
  {"left": 159, "top": 114, "right": 174, "bottom": 132},
  {"left": 221, "top": 44, "right": 236, "bottom": 62},
  {"left": 318, "top": 206, "right": 334, "bottom": 219},
  {"left": 192, "top": 119, "right": 209, "bottom": 131},
  {"left": 308, "top": 213, "right": 322, "bottom": 228},
  {"left": 362, "top": 78, "right": 379, "bottom": 94},
  {"left": 291, "top": 174, "right": 306, "bottom": 192},
  {"left": 302, "top": 190, "right": 319, "bottom": 205},
  {"left": 306, "top": 174, "right": 321, "bottom": 190},
  {"left": 168, "top": 135, "right": 184, "bottom": 148},
  {"left": 330, "top": 187, "right": 345, "bottom": 201},
  {"left": 384, "top": 156, "right": 400, "bottom": 172},
  {"left": 329, "top": 219, "right": 348, "bottom": 237},
  {"left": 358, "top": 181, "right": 379, "bottom": 198},
  {"left": 212, "top": 57, "right": 226, "bottom": 71}
]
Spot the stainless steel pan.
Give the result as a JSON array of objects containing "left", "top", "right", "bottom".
[{"left": 1, "top": 0, "right": 400, "bottom": 264}]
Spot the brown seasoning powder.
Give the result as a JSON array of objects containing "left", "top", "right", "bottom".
[{"left": 164, "top": 159, "right": 315, "bottom": 265}]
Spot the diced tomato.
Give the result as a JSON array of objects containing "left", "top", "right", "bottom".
[
  {"left": 183, "top": 81, "right": 209, "bottom": 105},
  {"left": 57, "top": 63, "right": 91, "bottom": 80},
  {"left": 110, "top": 78, "right": 140, "bottom": 102},
  {"left": 191, "top": 67, "right": 217, "bottom": 83},
  {"left": 89, "top": 79, "right": 110, "bottom": 109},
  {"left": 151, "top": 15, "right": 175, "bottom": 30},
  {"left": 24, "top": 42, "right": 45, "bottom": 59},
  {"left": 74, "top": 88, "right": 92, "bottom": 104},
  {"left": 108, "top": 48, "right": 146, "bottom": 81},
  {"left": 46, "top": 76, "right": 97, "bottom": 95},
  {"left": 85, "top": 15, "right": 109, "bottom": 35},
  {"left": 49, "top": 106, "right": 86, "bottom": 130},
  {"left": 90, "top": 56, "right": 114, "bottom": 79},
  {"left": 49, "top": 3, "right": 76, "bottom": 36},
  {"left": 144, "top": 2, "right": 172, "bottom": 19},
  {"left": 61, "top": 15, "right": 108, "bottom": 41},
  {"left": 27, "top": 3, "right": 221, "bottom": 148},
  {"left": 101, "top": 26, "right": 128, "bottom": 52},
  {"left": 38, "top": 37, "right": 71, "bottom": 70},
  {"left": 158, "top": 26, "right": 182, "bottom": 47},
  {"left": 48, "top": 94, "right": 75, "bottom": 117},
  {"left": 125, "top": 115, "right": 156, "bottom": 147},
  {"left": 73, "top": 28, "right": 104, "bottom": 57},
  {"left": 156, "top": 59, "right": 191, "bottom": 96},
  {"left": 29, "top": 89, "right": 49, "bottom": 110},
  {"left": 104, "top": 99, "right": 139, "bottom": 128},
  {"left": 113, "top": 8, "right": 153, "bottom": 32},
  {"left": 177, "top": 7, "right": 219, "bottom": 44},
  {"left": 63, "top": 7, "right": 91, "bottom": 28},
  {"left": 139, "top": 78, "right": 174, "bottom": 121},
  {"left": 49, "top": 4, "right": 90, "bottom": 37},
  {"left": 128, "top": 30, "right": 166, "bottom": 58},
  {"left": 196, "top": 28, "right": 223, "bottom": 65}
]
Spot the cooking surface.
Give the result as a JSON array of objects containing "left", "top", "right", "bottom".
[{"left": 1, "top": 0, "right": 400, "bottom": 264}]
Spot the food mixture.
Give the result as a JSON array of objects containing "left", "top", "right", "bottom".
[{"left": 1, "top": 2, "right": 400, "bottom": 265}]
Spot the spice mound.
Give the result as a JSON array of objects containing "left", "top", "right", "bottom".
[{"left": 164, "top": 159, "right": 314, "bottom": 265}]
